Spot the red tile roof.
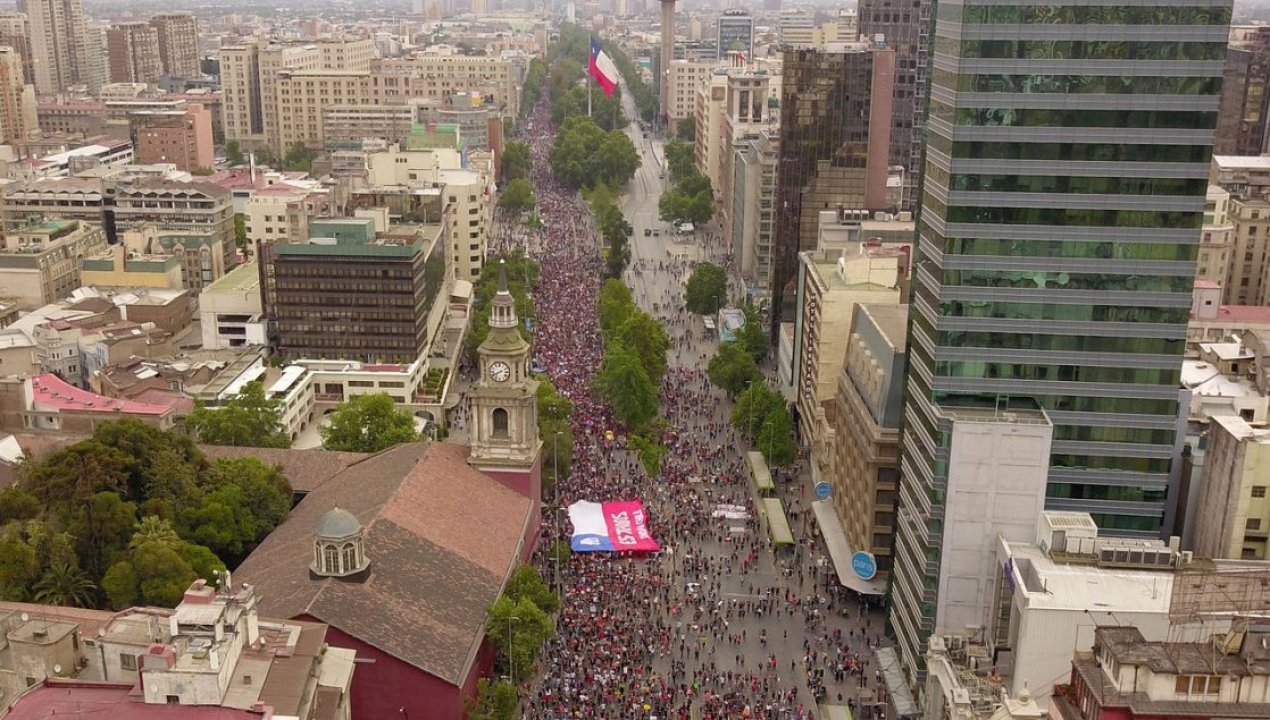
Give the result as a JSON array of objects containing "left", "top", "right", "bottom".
[
  {"left": 4, "top": 681, "right": 265, "bottom": 720},
  {"left": 1217, "top": 305, "right": 1270, "bottom": 323},
  {"left": 234, "top": 442, "right": 532, "bottom": 685},
  {"left": 30, "top": 374, "right": 172, "bottom": 416}
]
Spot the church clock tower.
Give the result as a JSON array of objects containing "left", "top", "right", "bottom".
[{"left": 468, "top": 262, "right": 543, "bottom": 507}]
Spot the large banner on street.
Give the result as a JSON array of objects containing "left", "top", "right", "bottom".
[{"left": 567, "top": 500, "right": 660, "bottom": 552}]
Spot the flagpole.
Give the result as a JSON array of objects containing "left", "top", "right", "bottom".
[{"left": 587, "top": 66, "right": 593, "bottom": 117}]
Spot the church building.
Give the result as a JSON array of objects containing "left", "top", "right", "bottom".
[{"left": 233, "top": 266, "right": 543, "bottom": 720}]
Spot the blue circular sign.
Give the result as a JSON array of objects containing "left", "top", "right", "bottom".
[
  {"left": 852, "top": 551, "right": 877, "bottom": 581},
  {"left": 814, "top": 482, "right": 832, "bottom": 501}
]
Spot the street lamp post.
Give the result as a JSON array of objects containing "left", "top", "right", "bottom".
[{"left": 507, "top": 615, "right": 521, "bottom": 682}]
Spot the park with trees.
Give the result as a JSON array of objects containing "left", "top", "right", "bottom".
[{"left": 0, "top": 419, "right": 293, "bottom": 609}]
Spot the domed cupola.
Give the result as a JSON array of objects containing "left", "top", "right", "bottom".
[{"left": 310, "top": 507, "right": 370, "bottom": 578}]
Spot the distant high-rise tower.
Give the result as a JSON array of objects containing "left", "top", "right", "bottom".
[
  {"left": 0, "top": 46, "right": 37, "bottom": 146},
  {"left": 659, "top": 0, "right": 675, "bottom": 126},
  {"left": 107, "top": 22, "right": 163, "bottom": 84},
  {"left": 150, "top": 14, "right": 200, "bottom": 79},
  {"left": 0, "top": 13, "right": 35, "bottom": 86},
  {"left": 889, "top": 0, "right": 1232, "bottom": 688},
  {"left": 18, "top": 0, "right": 99, "bottom": 93},
  {"left": 717, "top": 9, "right": 753, "bottom": 60},
  {"left": 770, "top": 40, "right": 895, "bottom": 329},
  {"left": 857, "top": 0, "right": 929, "bottom": 211}
]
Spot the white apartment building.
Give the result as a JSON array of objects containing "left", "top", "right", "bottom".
[{"left": 198, "top": 262, "right": 267, "bottom": 350}]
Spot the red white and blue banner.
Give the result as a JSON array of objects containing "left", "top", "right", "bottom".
[
  {"left": 568, "top": 500, "right": 660, "bottom": 552},
  {"left": 588, "top": 38, "right": 619, "bottom": 97}
]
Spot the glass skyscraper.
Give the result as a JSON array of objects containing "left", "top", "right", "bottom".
[{"left": 890, "top": 0, "right": 1232, "bottom": 681}]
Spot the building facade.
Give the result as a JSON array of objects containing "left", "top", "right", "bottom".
[
  {"left": 857, "top": 0, "right": 930, "bottom": 210},
  {"left": 1191, "top": 414, "right": 1270, "bottom": 560},
  {"left": 0, "top": 46, "right": 37, "bottom": 147},
  {"left": 106, "top": 22, "right": 163, "bottom": 84},
  {"left": 816, "top": 303, "right": 908, "bottom": 585},
  {"left": 149, "top": 13, "right": 199, "bottom": 78},
  {"left": 18, "top": 0, "right": 100, "bottom": 93},
  {"left": 0, "top": 220, "right": 107, "bottom": 310},
  {"left": 717, "top": 10, "right": 754, "bottom": 60},
  {"left": 131, "top": 104, "right": 215, "bottom": 172},
  {"left": 772, "top": 41, "right": 895, "bottom": 327},
  {"left": 262, "top": 219, "right": 447, "bottom": 364},
  {"left": 890, "top": 0, "right": 1231, "bottom": 686}
]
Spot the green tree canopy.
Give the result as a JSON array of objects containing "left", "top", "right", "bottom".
[
  {"left": 32, "top": 562, "right": 96, "bottom": 607},
  {"left": 659, "top": 173, "right": 715, "bottom": 225},
  {"left": 731, "top": 382, "right": 785, "bottom": 438},
  {"left": 321, "top": 393, "right": 420, "bottom": 452},
  {"left": 498, "top": 177, "right": 536, "bottom": 214},
  {"left": 685, "top": 262, "right": 729, "bottom": 315},
  {"left": 537, "top": 378, "right": 575, "bottom": 495},
  {"left": 675, "top": 121, "right": 696, "bottom": 143},
  {"left": 464, "top": 249, "right": 538, "bottom": 361},
  {"left": 615, "top": 310, "right": 670, "bottom": 384},
  {"left": 466, "top": 678, "right": 518, "bottom": 720},
  {"left": 664, "top": 141, "right": 696, "bottom": 182},
  {"left": 501, "top": 141, "right": 531, "bottom": 182},
  {"left": 186, "top": 381, "right": 292, "bottom": 449},
  {"left": 485, "top": 595, "right": 554, "bottom": 682},
  {"left": 504, "top": 564, "right": 560, "bottom": 615},
  {"left": 224, "top": 140, "right": 245, "bottom": 166},
  {"left": 737, "top": 302, "right": 770, "bottom": 363},
  {"left": 550, "top": 116, "right": 640, "bottom": 189},
  {"left": 597, "top": 278, "right": 635, "bottom": 337},
  {"left": 707, "top": 341, "right": 763, "bottom": 398},
  {"left": 756, "top": 404, "right": 798, "bottom": 468},
  {"left": 594, "top": 344, "right": 659, "bottom": 431}
]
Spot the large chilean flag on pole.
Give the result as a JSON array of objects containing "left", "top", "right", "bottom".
[{"left": 588, "top": 37, "right": 619, "bottom": 97}]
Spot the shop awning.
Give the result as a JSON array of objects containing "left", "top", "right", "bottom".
[
  {"left": 762, "top": 498, "right": 793, "bottom": 545},
  {"left": 812, "top": 500, "right": 886, "bottom": 596},
  {"left": 747, "top": 451, "right": 774, "bottom": 493},
  {"left": 875, "top": 646, "right": 920, "bottom": 719}
]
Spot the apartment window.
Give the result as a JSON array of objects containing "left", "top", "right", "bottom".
[
  {"left": 1175, "top": 675, "right": 1221, "bottom": 696},
  {"left": 120, "top": 653, "right": 137, "bottom": 670},
  {"left": 1255, "top": 486, "right": 1268, "bottom": 498},
  {"left": 1247, "top": 518, "right": 1262, "bottom": 530}
]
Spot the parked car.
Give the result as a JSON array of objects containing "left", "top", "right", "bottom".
[{"left": 644, "top": 228, "right": 652, "bottom": 237}]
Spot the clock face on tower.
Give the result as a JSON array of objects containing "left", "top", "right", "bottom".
[{"left": 489, "top": 361, "right": 511, "bottom": 383}]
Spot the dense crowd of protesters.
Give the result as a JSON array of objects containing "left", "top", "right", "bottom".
[{"left": 487, "top": 97, "right": 892, "bottom": 720}]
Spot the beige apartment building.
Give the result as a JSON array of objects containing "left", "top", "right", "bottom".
[
  {"left": 21, "top": 0, "right": 100, "bottom": 93},
  {"left": 814, "top": 303, "right": 908, "bottom": 587},
  {"left": 220, "top": 37, "right": 377, "bottom": 154},
  {"left": 1192, "top": 414, "right": 1270, "bottom": 560},
  {"left": 1197, "top": 185, "right": 1236, "bottom": 286},
  {"left": 0, "top": 46, "right": 37, "bottom": 147},
  {"left": 0, "top": 219, "right": 107, "bottom": 310},
  {"left": 222, "top": 39, "right": 516, "bottom": 154},
  {"left": 150, "top": 14, "right": 199, "bottom": 78},
  {"left": 1210, "top": 155, "right": 1270, "bottom": 305},
  {"left": 667, "top": 60, "right": 720, "bottom": 132}
]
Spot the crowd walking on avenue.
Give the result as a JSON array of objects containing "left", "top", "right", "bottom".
[{"left": 489, "top": 96, "right": 892, "bottom": 720}]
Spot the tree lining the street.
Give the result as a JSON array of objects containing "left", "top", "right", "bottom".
[
  {"left": 587, "top": 185, "right": 632, "bottom": 279},
  {"left": 501, "top": 141, "right": 532, "bottom": 183},
  {"left": 685, "top": 262, "right": 729, "bottom": 316},
  {"left": 550, "top": 116, "right": 641, "bottom": 189},
  {"left": 731, "top": 382, "right": 798, "bottom": 467},
  {"left": 484, "top": 565, "right": 557, "bottom": 682},
  {"left": 658, "top": 172, "right": 715, "bottom": 226},
  {"left": 707, "top": 341, "right": 763, "bottom": 398},
  {"left": 537, "top": 377, "right": 575, "bottom": 496},
  {"left": 498, "top": 177, "right": 536, "bottom": 214}
]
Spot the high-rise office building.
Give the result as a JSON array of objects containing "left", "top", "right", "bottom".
[
  {"left": 150, "top": 14, "right": 200, "bottom": 79},
  {"left": 857, "top": 0, "right": 930, "bottom": 211},
  {"left": 771, "top": 41, "right": 895, "bottom": 324},
  {"left": 890, "top": 0, "right": 1231, "bottom": 686},
  {"left": 107, "top": 22, "right": 163, "bottom": 84},
  {"left": 717, "top": 9, "right": 753, "bottom": 60},
  {"left": 19, "top": 0, "right": 99, "bottom": 93}
]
